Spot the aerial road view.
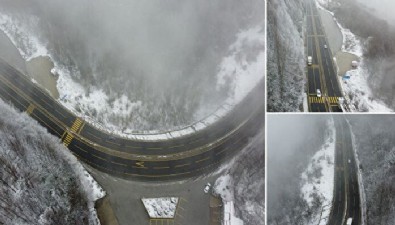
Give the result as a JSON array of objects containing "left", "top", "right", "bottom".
[
  {"left": 268, "top": 114, "right": 395, "bottom": 225},
  {"left": 267, "top": 0, "right": 395, "bottom": 112},
  {"left": 0, "top": 0, "right": 264, "bottom": 224}
]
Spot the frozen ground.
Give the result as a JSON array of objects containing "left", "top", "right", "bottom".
[
  {"left": 341, "top": 67, "right": 392, "bottom": 112},
  {"left": 141, "top": 197, "right": 178, "bottom": 219},
  {"left": 347, "top": 116, "right": 395, "bottom": 225},
  {"left": 0, "top": 98, "right": 104, "bottom": 225},
  {"left": 316, "top": 0, "right": 392, "bottom": 112},
  {"left": 214, "top": 127, "right": 264, "bottom": 225},
  {"left": 300, "top": 118, "right": 335, "bottom": 225},
  {"left": 0, "top": 1, "right": 264, "bottom": 134}
]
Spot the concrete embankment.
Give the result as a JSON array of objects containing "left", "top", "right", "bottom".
[{"left": 318, "top": 8, "right": 359, "bottom": 76}]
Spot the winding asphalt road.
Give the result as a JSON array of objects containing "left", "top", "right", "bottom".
[
  {"left": 0, "top": 57, "right": 264, "bottom": 180},
  {"left": 327, "top": 117, "right": 361, "bottom": 225},
  {"left": 306, "top": 0, "right": 343, "bottom": 112}
]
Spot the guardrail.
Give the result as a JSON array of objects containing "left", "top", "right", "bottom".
[{"left": 1, "top": 56, "right": 263, "bottom": 142}]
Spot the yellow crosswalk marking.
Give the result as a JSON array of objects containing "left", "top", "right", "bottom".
[
  {"left": 309, "top": 96, "right": 339, "bottom": 104},
  {"left": 70, "top": 118, "right": 84, "bottom": 133},
  {"left": 25, "top": 104, "right": 35, "bottom": 115},
  {"left": 309, "top": 96, "right": 324, "bottom": 103},
  {"left": 328, "top": 96, "right": 338, "bottom": 104},
  {"left": 63, "top": 132, "right": 73, "bottom": 147}
]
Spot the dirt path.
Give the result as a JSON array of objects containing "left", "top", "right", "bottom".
[
  {"left": 26, "top": 56, "right": 59, "bottom": 99},
  {"left": 95, "top": 196, "right": 119, "bottom": 225}
]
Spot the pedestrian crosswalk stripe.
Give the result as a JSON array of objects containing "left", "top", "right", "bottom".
[
  {"left": 70, "top": 118, "right": 84, "bottom": 133},
  {"left": 309, "top": 96, "right": 339, "bottom": 104}
]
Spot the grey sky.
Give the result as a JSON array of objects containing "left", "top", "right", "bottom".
[{"left": 356, "top": 0, "right": 395, "bottom": 24}]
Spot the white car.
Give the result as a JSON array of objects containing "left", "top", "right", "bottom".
[
  {"left": 317, "top": 89, "right": 322, "bottom": 98},
  {"left": 324, "top": 44, "right": 328, "bottom": 49},
  {"left": 346, "top": 217, "right": 353, "bottom": 225},
  {"left": 204, "top": 183, "right": 211, "bottom": 194}
]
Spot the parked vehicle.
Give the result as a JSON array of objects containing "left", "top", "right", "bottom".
[{"left": 204, "top": 183, "right": 212, "bottom": 194}]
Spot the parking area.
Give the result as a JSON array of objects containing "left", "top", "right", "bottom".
[{"left": 86, "top": 164, "right": 221, "bottom": 225}]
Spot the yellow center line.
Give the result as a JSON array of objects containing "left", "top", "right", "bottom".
[
  {"left": 25, "top": 103, "right": 35, "bottom": 115},
  {"left": 74, "top": 144, "right": 88, "bottom": 153},
  {"left": 0, "top": 61, "right": 259, "bottom": 170},
  {"left": 175, "top": 163, "right": 190, "bottom": 168},
  {"left": 189, "top": 138, "right": 202, "bottom": 144},
  {"left": 195, "top": 157, "right": 210, "bottom": 163},
  {"left": 153, "top": 166, "right": 170, "bottom": 170},
  {"left": 90, "top": 152, "right": 107, "bottom": 162},
  {"left": 132, "top": 166, "right": 148, "bottom": 169},
  {"left": 168, "top": 144, "right": 184, "bottom": 149},
  {"left": 126, "top": 145, "right": 143, "bottom": 149}
]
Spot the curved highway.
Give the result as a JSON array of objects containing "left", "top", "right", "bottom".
[
  {"left": 327, "top": 117, "right": 361, "bottom": 225},
  {"left": 0, "top": 58, "right": 264, "bottom": 180}
]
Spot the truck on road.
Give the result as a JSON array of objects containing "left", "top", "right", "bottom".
[{"left": 307, "top": 56, "right": 312, "bottom": 65}]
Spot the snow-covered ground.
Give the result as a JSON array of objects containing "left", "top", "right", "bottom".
[
  {"left": 141, "top": 197, "right": 178, "bottom": 219},
  {"left": 341, "top": 66, "right": 392, "bottom": 112},
  {"left": 57, "top": 142, "right": 106, "bottom": 224},
  {"left": 300, "top": 118, "right": 335, "bottom": 225},
  {"left": 214, "top": 175, "right": 244, "bottom": 225},
  {"left": 0, "top": 98, "right": 105, "bottom": 225},
  {"left": 0, "top": 8, "right": 264, "bottom": 137},
  {"left": 223, "top": 201, "right": 244, "bottom": 225},
  {"left": 216, "top": 26, "right": 265, "bottom": 105},
  {"left": 315, "top": 0, "right": 392, "bottom": 112},
  {"left": 213, "top": 127, "right": 264, "bottom": 225}
]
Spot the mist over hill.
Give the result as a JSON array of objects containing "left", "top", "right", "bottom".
[{"left": 0, "top": 0, "right": 265, "bottom": 131}]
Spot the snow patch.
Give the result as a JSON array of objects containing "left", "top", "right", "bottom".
[
  {"left": 142, "top": 197, "right": 178, "bottom": 219},
  {"left": 214, "top": 174, "right": 244, "bottom": 225},
  {"left": 301, "top": 118, "right": 335, "bottom": 225},
  {"left": 224, "top": 201, "right": 244, "bottom": 225},
  {"left": 214, "top": 174, "right": 234, "bottom": 202},
  {"left": 0, "top": 11, "right": 263, "bottom": 140},
  {"left": 0, "top": 98, "right": 105, "bottom": 225},
  {"left": 216, "top": 26, "right": 265, "bottom": 105},
  {"left": 56, "top": 140, "right": 106, "bottom": 225},
  {"left": 340, "top": 65, "right": 392, "bottom": 112},
  {"left": 0, "top": 13, "right": 48, "bottom": 60}
]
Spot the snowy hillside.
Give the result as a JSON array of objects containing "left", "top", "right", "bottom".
[
  {"left": 0, "top": 99, "right": 104, "bottom": 224},
  {"left": 214, "top": 127, "right": 264, "bottom": 225},
  {"left": 348, "top": 116, "right": 395, "bottom": 225},
  {"left": 267, "top": 115, "right": 329, "bottom": 224},
  {"left": 300, "top": 119, "right": 335, "bottom": 225},
  {"left": 0, "top": 0, "right": 265, "bottom": 133},
  {"left": 267, "top": 0, "right": 305, "bottom": 112}
]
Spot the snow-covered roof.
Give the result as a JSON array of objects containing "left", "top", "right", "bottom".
[{"left": 142, "top": 197, "right": 179, "bottom": 219}]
